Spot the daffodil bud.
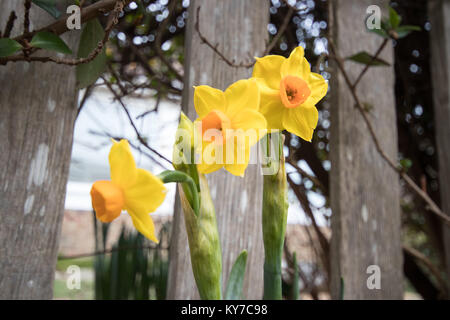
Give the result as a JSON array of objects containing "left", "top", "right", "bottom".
[
  {"left": 173, "top": 112, "right": 199, "bottom": 199},
  {"left": 261, "top": 133, "right": 288, "bottom": 300},
  {"left": 178, "top": 174, "right": 222, "bottom": 300},
  {"left": 173, "top": 112, "right": 195, "bottom": 171},
  {"left": 173, "top": 113, "right": 222, "bottom": 299}
]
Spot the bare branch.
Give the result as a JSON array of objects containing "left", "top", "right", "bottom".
[
  {"left": 328, "top": 40, "right": 450, "bottom": 227},
  {"left": 23, "top": 0, "right": 31, "bottom": 36},
  {"left": 154, "top": 0, "right": 184, "bottom": 81},
  {"left": 403, "top": 245, "right": 447, "bottom": 295},
  {"left": 195, "top": 6, "right": 254, "bottom": 68},
  {"left": 58, "top": 244, "right": 168, "bottom": 260},
  {"left": 264, "top": 5, "right": 295, "bottom": 55},
  {"left": 352, "top": 38, "right": 389, "bottom": 89},
  {"left": 101, "top": 76, "right": 173, "bottom": 167},
  {"left": 3, "top": 11, "right": 17, "bottom": 38}
]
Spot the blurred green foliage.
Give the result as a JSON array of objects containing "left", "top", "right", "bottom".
[{"left": 93, "top": 216, "right": 170, "bottom": 300}]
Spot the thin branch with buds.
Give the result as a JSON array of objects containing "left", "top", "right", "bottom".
[{"left": 1, "top": 0, "right": 126, "bottom": 66}]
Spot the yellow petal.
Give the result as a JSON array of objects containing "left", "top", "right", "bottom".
[
  {"left": 224, "top": 143, "right": 251, "bottom": 177},
  {"left": 197, "top": 140, "right": 225, "bottom": 174},
  {"left": 252, "top": 55, "right": 284, "bottom": 89},
  {"left": 127, "top": 209, "right": 159, "bottom": 243},
  {"left": 281, "top": 46, "right": 311, "bottom": 80},
  {"left": 194, "top": 85, "right": 227, "bottom": 118},
  {"left": 253, "top": 77, "right": 279, "bottom": 98},
  {"left": 225, "top": 162, "right": 249, "bottom": 177},
  {"left": 230, "top": 109, "right": 267, "bottom": 146},
  {"left": 197, "top": 161, "right": 224, "bottom": 174},
  {"left": 109, "top": 139, "right": 138, "bottom": 189},
  {"left": 261, "top": 100, "right": 285, "bottom": 130},
  {"left": 304, "top": 72, "right": 328, "bottom": 105},
  {"left": 224, "top": 79, "right": 260, "bottom": 117},
  {"left": 252, "top": 78, "right": 284, "bottom": 129},
  {"left": 124, "top": 168, "right": 166, "bottom": 214},
  {"left": 282, "top": 106, "right": 318, "bottom": 142}
]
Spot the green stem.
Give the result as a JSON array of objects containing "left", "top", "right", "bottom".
[
  {"left": 261, "top": 133, "right": 288, "bottom": 300},
  {"left": 158, "top": 170, "right": 200, "bottom": 216},
  {"left": 264, "top": 261, "right": 283, "bottom": 300}
]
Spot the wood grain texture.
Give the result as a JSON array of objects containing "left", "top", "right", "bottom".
[
  {"left": 167, "top": 0, "right": 269, "bottom": 299},
  {"left": 428, "top": 0, "right": 450, "bottom": 297},
  {"left": 329, "top": 0, "right": 403, "bottom": 299},
  {"left": 0, "top": 1, "right": 79, "bottom": 299}
]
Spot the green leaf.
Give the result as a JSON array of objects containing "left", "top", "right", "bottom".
[
  {"left": 0, "top": 38, "right": 22, "bottom": 58},
  {"left": 30, "top": 31, "right": 72, "bottom": 54},
  {"left": 400, "top": 158, "right": 413, "bottom": 171},
  {"left": 381, "top": 19, "right": 391, "bottom": 32},
  {"left": 31, "top": 0, "right": 61, "bottom": 19},
  {"left": 369, "top": 28, "right": 389, "bottom": 39},
  {"left": 76, "top": 19, "right": 107, "bottom": 89},
  {"left": 347, "top": 51, "right": 390, "bottom": 67},
  {"left": 396, "top": 25, "right": 421, "bottom": 39},
  {"left": 389, "top": 7, "right": 402, "bottom": 29},
  {"left": 224, "top": 250, "right": 248, "bottom": 300},
  {"left": 291, "top": 252, "right": 299, "bottom": 300}
]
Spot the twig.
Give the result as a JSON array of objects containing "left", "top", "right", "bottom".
[
  {"left": 91, "top": 130, "right": 166, "bottom": 169},
  {"left": 286, "top": 157, "right": 325, "bottom": 191},
  {"left": 287, "top": 174, "right": 330, "bottom": 273},
  {"left": 351, "top": 38, "right": 389, "bottom": 89},
  {"left": 194, "top": 6, "right": 254, "bottom": 68},
  {"left": 15, "top": 0, "right": 128, "bottom": 41},
  {"left": 129, "top": 42, "right": 180, "bottom": 93},
  {"left": 154, "top": 0, "right": 184, "bottom": 80},
  {"left": 3, "top": 11, "right": 17, "bottom": 38},
  {"left": 101, "top": 76, "right": 173, "bottom": 167},
  {"left": 1, "top": 0, "right": 125, "bottom": 66},
  {"left": 328, "top": 40, "right": 450, "bottom": 227},
  {"left": 136, "top": 90, "right": 161, "bottom": 119},
  {"left": 264, "top": 5, "right": 295, "bottom": 55},
  {"left": 76, "top": 84, "right": 94, "bottom": 119},
  {"left": 58, "top": 244, "right": 168, "bottom": 260},
  {"left": 107, "top": 63, "right": 127, "bottom": 96},
  {"left": 23, "top": 0, "right": 31, "bottom": 36},
  {"left": 403, "top": 245, "right": 447, "bottom": 295}
]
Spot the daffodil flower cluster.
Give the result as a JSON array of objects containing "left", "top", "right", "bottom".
[
  {"left": 193, "top": 46, "right": 328, "bottom": 174},
  {"left": 89, "top": 46, "right": 327, "bottom": 300}
]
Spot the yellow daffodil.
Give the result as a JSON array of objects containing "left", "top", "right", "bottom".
[
  {"left": 252, "top": 46, "right": 328, "bottom": 141},
  {"left": 193, "top": 79, "right": 267, "bottom": 177},
  {"left": 90, "top": 139, "right": 166, "bottom": 243}
]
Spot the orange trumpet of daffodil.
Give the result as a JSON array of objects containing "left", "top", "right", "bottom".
[
  {"left": 90, "top": 139, "right": 166, "bottom": 243},
  {"left": 251, "top": 46, "right": 328, "bottom": 142},
  {"left": 194, "top": 79, "right": 267, "bottom": 177}
]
